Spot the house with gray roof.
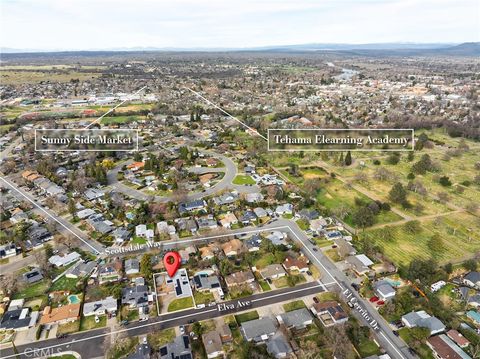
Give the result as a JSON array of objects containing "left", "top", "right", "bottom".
[
  {"left": 276, "top": 308, "right": 313, "bottom": 330},
  {"left": 0, "top": 308, "right": 39, "bottom": 332},
  {"left": 260, "top": 264, "right": 287, "bottom": 280},
  {"left": 241, "top": 317, "right": 277, "bottom": 342},
  {"left": 266, "top": 332, "right": 293, "bottom": 359},
  {"left": 83, "top": 296, "right": 118, "bottom": 317},
  {"left": 65, "top": 260, "right": 96, "bottom": 279},
  {"left": 23, "top": 268, "right": 43, "bottom": 284},
  {"left": 374, "top": 280, "right": 396, "bottom": 301},
  {"left": 402, "top": 310, "right": 445, "bottom": 335},
  {"left": 125, "top": 258, "right": 140, "bottom": 275},
  {"left": 463, "top": 271, "right": 480, "bottom": 289}
]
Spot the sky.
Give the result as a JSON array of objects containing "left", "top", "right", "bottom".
[{"left": 1, "top": 0, "right": 479, "bottom": 51}]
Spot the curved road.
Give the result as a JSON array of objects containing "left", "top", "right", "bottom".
[{"left": 107, "top": 150, "right": 258, "bottom": 202}]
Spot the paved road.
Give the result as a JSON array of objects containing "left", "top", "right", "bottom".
[
  {"left": 0, "top": 176, "right": 103, "bottom": 255},
  {"left": 0, "top": 281, "right": 325, "bottom": 359},
  {"left": 107, "top": 149, "right": 259, "bottom": 202}
]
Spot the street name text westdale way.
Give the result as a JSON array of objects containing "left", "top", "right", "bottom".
[
  {"left": 273, "top": 134, "right": 410, "bottom": 147},
  {"left": 40, "top": 134, "right": 134, "bottom": 146}
]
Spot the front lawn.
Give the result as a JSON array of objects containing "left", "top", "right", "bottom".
[
  {"left": 283, "top": 300, "right": 306, "bottom": 312},
  {"left": 232, "top": 175, "right": 256, "bottom": 185},
  {"left": 259, "top": 280, "right": 271, "bottom": 291},
  {"left": 168, "top": 297, "right": 194, "bottom": 312},
  {"left": 131, "top": 236, "right": 147, "bottom": 245},
  {"left": 235, "top": 310, "right": 259, "bottom": 324},
  {"left": 193, "top": 291, "right": 214, "bottom": 305},
  {"left": 272, "top": 276, "right": 289, "bottom": 288},
  {"left": 147, "top": 328, "right": 176, "bottom": 347},
  {"left": 80, "top": 315, "right": 107, "bottom": 331},
  {"left": 56, "top": 320, "right": 80, "bottom": 335}
]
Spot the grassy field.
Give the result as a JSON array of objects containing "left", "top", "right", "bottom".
[
  {"left": 100, "top": 115, "right": 143, "bottom": 125},
  {"left": 13, "top": 280, "right": 50, "bottom": 300},
  {"left": 232, "top": 175, "right": 256, "bottom": 185},
  {"left": 50, "top": 277, "right": 81, "bottom": 293},
  {"left": 359, "top": 212, "right": 480, "bottom": 266},
  {"left": 147, "top": 328, "right": 176, "bottom": 347},
  {"left": 79, "top": 315, "right": 107, "bottom": 331},
  {"left": 1, "top": 69, "right": 100, "bottom": 85},
  {"left": 168, "top": 297, "right": 194, "bottom": 312}
]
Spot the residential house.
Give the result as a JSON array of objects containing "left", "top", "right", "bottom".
[
  {"left": 22, "top": 268, "right": 44, "bottom": 284},
  {"left": 135, "top": 224, "right": 154, "bottom": 241},
  {"left": 178, "top": 246, "right": 196, "bottom": 264},
  {"left": 238, "top": 210, "right": 257, "bottom": 225},
  {"left": 426, "top": 334, "right": 472, "bottom": 359},
  {"left": 297, "top": 209, "right": 319, "bottom": 221},
  {"left": 178, "top": 199, "right": 206, "bottom": 214},
  {"left": 463, "top": 272, "right": 480, "bottom": 289},
  {"left": 402, "top": 311, "right": 446, "bottom": 335},
  {"left": 126, "top": 343, "right": 151, "bottom": 359},
  {"left": 245, "top": 192, "right": 264, "bottom": 203},
  {"left": 125, "top": 259, "right": 140, "bottom": 275},
  {"left": 83, "top": 296, "right": 118, "bottom": 317},
  {"left": 199, "top": 244, "right": 218, "bottom": 260},
  {"left": 213, "top": 192, "right": 239, "bottom": 206},
  {"left": 176, "top": 218, "right": 198, "bottom": 234},
  {"left": 98, "top": 263, "right": 122, "bottom": 284},
  {"left": 225, "top": 270, "right": 255, "bottom": 289},
  {"left": 219, "top": 212, "right": 238, "bottom": 228},
  {"left": 309, "top": 218, "right": 328, "bottom": 233},
  {"left": 65, "top": 261, "right": 96, "bottom": 279},
  {"left": 335, "top": 237, "right": 357, "bottom": 258},
  {"left": 374, "top": 280, "right": 396, "bottom": 301},
  {"left": 260, "top": 264, "right": 287, "bottom": 280},
  {"left": 446, "top": 330, "right": 470, "bottom": 348},
  {"left": 266, "top": 332, "right": 293, "bottom": 359},
  {"left": 245, "top": 235, "right": 262, "bottom": 252},
  {"left": 346, "top": 255, "right": 374, "bottom": 276},
  {"left": 193, "top": 274, "right": 224, "bottom": 298},
  {"left": 267, "top": 231, "right": 287, "bottom": 246},
  {"left": 253, "top": 207, "right": 268, "bottom": 219},
  {"left": 283, "top": 254, "right": 309, "bottom": 273},
  {"left": 197, "top": 216, "right": 218, "bottom": 230},
  {"left": 39, "top": 304, "right": 81, "bottom": 325},
  {"left": 275, "top": 203, "right": 293, "bottom": 216},
  {"left": 122, "top": 285, "right": 149, "bottom": 308},
  {"left": 77, "top": 208, "right": 96, "bottom": 220},
  {"left": 202, "top": 330, "right": 224, "bottom": 359},
  {"left": 112, "top": 227, "right": 131, "bottom": 243},
  {"left": 221, "top": 239, "right": 243, "bottom": 257},
  {"left": 157, "top": 221, "right": 176, "bottom": 236},
  {"left": 276, "top": 308, "right": 313, "bottom": 330},
  {"left": 159, "top": 335, "right": 192, "bottom": 359},
  {"left": 126, "top": 162, "right": 145, "bottom": 172},
  {"left": 241, "top": 317, "right": 277, "bottom": 343},
  {"left": 218, "top": 323, "right": 233, "bottom": 343},
  {"left": 0, "top": 307, "right": 38, "bottom": 332},
  {"left": 155, "top": 269, "right": 192, "bottom": 299},
  {"left": 49, "top": 251, "right": 81, "bottom": 267},
  {"left": 310, "top": 301, "right": 348, "bottom": 327},
  {"left": 0, "top": 243, "right": 16, "bottom": 258},
  {"left": 84, "top": 188, "right": 105, "bottom": 201}
]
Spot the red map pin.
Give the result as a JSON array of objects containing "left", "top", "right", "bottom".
[{"left": 164, "top": 251, "right": 181, "bottom": 278}]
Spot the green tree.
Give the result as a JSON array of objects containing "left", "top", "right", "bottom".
[
  {"left": 344, "top": 151, "right": 352, "bottom": 166},
  {"left": 463, "top": 259, "right": 478, "bottom": 271},
  {"left": 140, "top": 253, "right": 153, "bottom": 279},
  {"left": 428, "top": 234, "right": 445, "bottom": 254},
  {"left": 352, "top": 207, "right": 374, "bottom": 228},
  {"left": 389, "top": 182, "right": 408, "bottom": 206}
]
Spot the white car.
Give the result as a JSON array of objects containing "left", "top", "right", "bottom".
[{"left": 94, "top": 316, "right": 100, "bottom": 323}]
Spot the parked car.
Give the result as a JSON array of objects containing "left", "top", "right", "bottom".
[
  {"left": 369, "top": 296, "right": 379, "bottom": 303},
  {"left": 180, "top": 325, "right": 185, "bottom": 334},
  {"left": 57, "top": 334, "right": 68, "bottom": 339},
  {"left": 377, "top": 300, "right": 385, "bottom": 306},
  {"left": 94, "top": 316, "right": 100, "bottom": 323},
  {"left": 312, "top": 247, "right": 318, "bottom": 252},
  {"left": 312, "top": 297, "right": 319, "bottom": 304}
]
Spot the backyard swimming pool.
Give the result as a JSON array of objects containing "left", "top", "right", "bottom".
[{"left": 68, "top": 294, "right": 80, "bottom": 304}]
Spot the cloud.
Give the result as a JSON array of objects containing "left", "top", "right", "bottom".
[{"left": 1, "top": 0, "right": 478, "bottom": 50}]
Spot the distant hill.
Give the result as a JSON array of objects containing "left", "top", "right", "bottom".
[{"left": 1, "top": 42, "right": 478, "bottom": 58}]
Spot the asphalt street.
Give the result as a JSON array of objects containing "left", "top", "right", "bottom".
[{"left": 0, "top": 281, "right": 325, "bottom": 359}]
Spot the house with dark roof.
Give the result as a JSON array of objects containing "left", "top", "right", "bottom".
[
  {"left": 22, "top": 268, "right": 44, "bottom": 284},
  {"left": 0, "top": 308, "right": 38, "bottom": 331},
  {"left": 159, "top": 335, "right": 192, "bottom": 359},
  {"left": 463, "top": 272, "right": 480, "bottom": 289},
  {"left": 311, "top": 301, "right": 348, "bottom": 326},
  {"left": 178, "top": 199, "right": 206, "bottom": 214},
  {"left": 125, "top": 258, "right": 140, "bottom": 275},
  {"left": 122, "top": 285, "right": 149, "bottom": 308},
  {"left": 83, "top": 296, "right": 118, "bottom": 317}
]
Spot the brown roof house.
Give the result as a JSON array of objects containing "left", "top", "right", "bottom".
[{"left": 39, "top": 304, "right": 80, "bottom": 325}]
